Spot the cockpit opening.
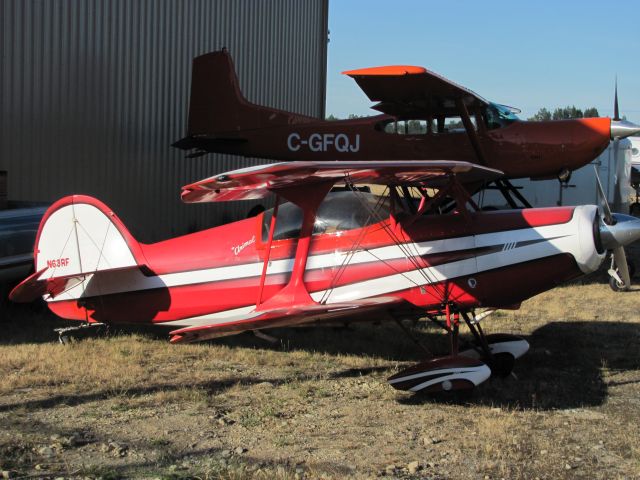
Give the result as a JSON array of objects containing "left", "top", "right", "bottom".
[{"left": 261, "top": 191, "right": 391, "bottom": 241}]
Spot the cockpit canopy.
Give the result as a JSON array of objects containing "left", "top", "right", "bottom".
[{"left": 262, "top": 191, "right": 391, "bottom": 241}]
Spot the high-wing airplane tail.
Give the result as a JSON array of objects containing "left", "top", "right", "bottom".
[
  {"left": 9, "top": 195, "right": 147, "bottom": 303},
  {"left": 172, "top": 49, "right": 316, "bottom": 155}
]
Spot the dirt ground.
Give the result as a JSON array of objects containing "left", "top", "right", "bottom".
[{"left": 1, "top": 276, "right": 640, "bottom": 479}]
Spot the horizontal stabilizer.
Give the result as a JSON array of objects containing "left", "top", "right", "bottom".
[
  {"left": 172, "top": 134, "right": 248, "bottom": 151},
  {"left": 173, "top": 49, "right": 316, "bottom": 155},
  {"left": 181, "top": 160, "right": 503, "bottom": 203},
  {"left": 10, "top": 268, "right": 62, "bottom": 302},
  {"left": 9, "top": 264, "right": 145, "bottom": 303},
  {"left": 169, "top": 297, "right": 403, "bottom": 343}
]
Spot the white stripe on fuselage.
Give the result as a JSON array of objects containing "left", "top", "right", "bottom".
[
  {"left": 48, "top": 229, "right": 476, "bottom": 302},
  {"left": 47, "top": 219, "right": 579, "bottom": 328}
]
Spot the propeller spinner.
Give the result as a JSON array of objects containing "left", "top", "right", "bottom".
[
  {"left": 610, "top": 78, "right": 640, "bottom": 138},
  {"left": 595, "top": 168, "right": 640, "bottom": 291}
]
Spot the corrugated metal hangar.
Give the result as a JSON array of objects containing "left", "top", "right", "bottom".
[{"left": 0, "top": 0, "right": 329, "bottom": 241}]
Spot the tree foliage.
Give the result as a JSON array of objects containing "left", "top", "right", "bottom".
[
  {"left": 326, "top": 113, "right": 367, "bottom": 121},
  {"left": 527, "top": 106, "right": 600, "bottom": 121}
]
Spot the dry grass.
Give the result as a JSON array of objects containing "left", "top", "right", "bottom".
[{"left": 1, "top": 275, "right": 640, "bottom": 479}]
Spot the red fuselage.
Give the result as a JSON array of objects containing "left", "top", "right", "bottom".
[
  {"left": 195, "top": 116, "right": 611, "bottom": 180},
  {"left": 43, "top": 194, "right": 600, "bottom": 330}
]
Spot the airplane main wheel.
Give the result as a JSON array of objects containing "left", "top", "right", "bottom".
[
  {"left": 609, "top": 275, "right": 628, "bottom": 292},
  {"left": 609, "top": 261, "right": 634, "bottom": 292},
  {"left": 489, "top": 352, "right": 515, "bottom": 378}
]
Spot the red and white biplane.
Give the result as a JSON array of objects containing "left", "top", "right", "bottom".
[{"left": 10, "top": 160, "right": 640, "bottom": 394}]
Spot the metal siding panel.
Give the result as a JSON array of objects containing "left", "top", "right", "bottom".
[{"left": 1, "top": 0, "right": 328, "bottom": 242}]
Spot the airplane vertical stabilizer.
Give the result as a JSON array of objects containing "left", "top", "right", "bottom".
[
  {"left": 173, "top": 49, "right": 316, "bottom": 152},
  {"left": 9, "top": 195, "right": 146, "bottom": 303}
]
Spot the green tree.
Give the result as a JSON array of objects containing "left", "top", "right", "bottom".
[
  {"left": 527, "top": 106, "right": 600, "bottom": 121},
  {"left": 583, "top": 107, "right": 599, "bottom": 118},
  {"left": 552, "top": 106, "right": 583, "bottom": 120},
  {"left": 527, "top": 108, "right": 552, "bottom": 121}
]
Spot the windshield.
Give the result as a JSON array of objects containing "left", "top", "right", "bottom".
[
  {"left": 485, "top": 102, "right": 520, "bottom": 129},
  {"left": 262, "top": 192, "right": 390, "bottom": 241}
]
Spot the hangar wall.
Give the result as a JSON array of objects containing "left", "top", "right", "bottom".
[{"left": 0, "top": 0, "right": 328, "bottom": 242}]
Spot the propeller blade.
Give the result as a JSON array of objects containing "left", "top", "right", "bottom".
[
  {"left": 613, "top": 247, "right": 631, "bottom": 290},
  {"left": 594, "top": 166, "right": 613, "bottom": 224},
  {"left": 614, "top": 77, "right": 620, "bottom": 121}
]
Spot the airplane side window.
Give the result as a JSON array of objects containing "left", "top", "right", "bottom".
[
  {"left": 443, "top": 116, "right": 476, "bottom": 133},
  {"left": 378, "top": 119, "right": 429, "bottom": 135},
  {"left": 407, "top": 120, "right": 429, "bottom": 134}
]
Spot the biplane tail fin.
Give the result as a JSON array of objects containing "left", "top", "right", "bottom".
[
  {"left": 172, "top": 49, "right": 316, "bottom": 154},
  {"left": 10, "top": 195, "right": 146, "bottom": 302}
]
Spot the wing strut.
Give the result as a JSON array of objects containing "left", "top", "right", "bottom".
[
  {"left": 256, "top": 196, "right": 280, "bottom": 306},
  {"left": 256, "top": 180, "right": 335, "bottom": 310},
  {"left": 456, "top": 98, "right": 486, "bottom": 166}
]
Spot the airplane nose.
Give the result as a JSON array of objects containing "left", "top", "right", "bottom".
[
  {"left": 600, "top": 213, "right": 640, "bottom": 250},
  {"left": 610, "top": 119, "right": 640, "bottom": 139}
]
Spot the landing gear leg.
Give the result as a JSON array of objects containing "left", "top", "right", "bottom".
[
  {"left": 460, "top": 311, "right": 528, "bottom": 378},
  {"left": 253, "top": 329, "right": 279, "bottom": 344}
]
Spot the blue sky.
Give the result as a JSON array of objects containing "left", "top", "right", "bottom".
[{"left": 326, "top": 0, "right": 640, "bottom": 121}]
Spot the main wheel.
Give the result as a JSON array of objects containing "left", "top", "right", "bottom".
[
  {"left": 609, "top": 275, "right": 628, "bottom": 292},
  {"left": 489, "top": 352, "right": 515, "bottom": 378}
]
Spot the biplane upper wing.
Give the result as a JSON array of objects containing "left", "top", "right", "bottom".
[
  {"left": 342, "top": 65, "right": 489, "bottom": 118},
  {"left": 181, "top": 160, "right": 503, "bottom": 203}
]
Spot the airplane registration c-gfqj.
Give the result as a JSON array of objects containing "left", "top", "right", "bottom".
[{"left": 10, "top": 160, "right": 640, "bottom": 395}]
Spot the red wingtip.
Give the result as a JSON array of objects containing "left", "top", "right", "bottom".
[
  {"left": 9, "top": 268, "right": 49, "bottom": 303},
  {"left": 342, "top": 65, "right": 426, "bottom": 77}
]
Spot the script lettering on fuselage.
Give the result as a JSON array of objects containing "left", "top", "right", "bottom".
[
  {"left": 287, "top": 133, "right": 360, "bottom": 153},
  {"left": 231, "top": 235, "right": 255, "bottom": 256}
]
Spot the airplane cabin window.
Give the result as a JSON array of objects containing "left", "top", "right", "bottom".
[
  {"left": 443, "top": 116, "right": 476, "bottom": 132},
  {"left": 261, "top": 192, "right": 390, "bottom": 241},
  {"left": 379, "top": 119, "right": 430, "bottom": 135},
  {"left": 377, "top": 117, "right": 482, "bottom": 135}
]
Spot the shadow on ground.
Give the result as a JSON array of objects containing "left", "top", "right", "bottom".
[{"left": 3, "top": 303, "right": 640, "bottom": 411}]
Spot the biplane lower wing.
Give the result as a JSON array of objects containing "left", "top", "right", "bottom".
[
  {"left": 181, "top": 160, "right": 503, "bottom": 203},
  {"left": 169, "top": 296, "right": 405, "bottom": 344}
]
